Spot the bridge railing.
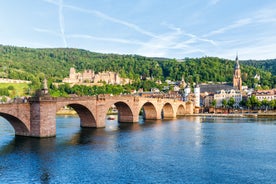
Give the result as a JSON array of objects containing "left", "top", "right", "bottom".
[
  {"left": 137, "top": 92, "right": 183, "bottom": 101},
  {"left": 0, "top": 93, "right": 184, "bottom": 104},
  {"left": 0, "top": 97, "right": 29, "bottom": 104}
]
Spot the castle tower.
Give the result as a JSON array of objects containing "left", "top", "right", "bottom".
[
  {"left": 233, "top": 54, "right": 242, "bottom": 90},
  {"left": 69, "top": 67, "right": 76, "bottom": 79}
]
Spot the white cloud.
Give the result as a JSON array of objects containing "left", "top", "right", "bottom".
[
  {"left": 254, "top": 7, "right": 276, "bottom": 24},
  {"left": 41, "top": 0, "right": 67, "bottom": 47},
  {"left": 210, "top": 0, "right": 220, "bottom": 5},
  {"left": 204, "top": 18, "right": 252, "bottom": 37},
  {"left": 136, "top": 25, "right": 209, "bottom": 58},
  {"left": 40, "top": 0, "right": 276, "bottom": 60},
  {"left": 41, "top": 0, "right": 217, "bottom": 58},
  {"left": 58, "top": 0, "right": 67, "bottom": 47},
  {"left": 63, "top": 4, "right": 159, "bottom": 39},
  {"left": 43, "top": 0, "right": 59, "bottom": 6},
  {"left": 67, "top": 34, "right": 144, "bottom": 45},
  {"left": 34, "top": 28, "right": 59, "bottom": 36}
]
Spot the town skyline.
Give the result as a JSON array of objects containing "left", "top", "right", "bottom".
[{"left": 1, "top": 0, "right": 276, "bottom": 60}]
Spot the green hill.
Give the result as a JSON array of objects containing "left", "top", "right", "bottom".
[
  {"left": 240, "top": 59, "right": 276, "bottom": 75},
  {"left": 0, "top": 45, "right": 275, "bottom": 91}
]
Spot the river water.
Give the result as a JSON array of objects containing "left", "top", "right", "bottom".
[{"left": 0, "top": 116, "right": 275, "bottom": 183}]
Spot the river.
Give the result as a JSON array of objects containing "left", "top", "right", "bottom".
[{"left": 0, "top": 116, "right": 276, "bottom": 183}]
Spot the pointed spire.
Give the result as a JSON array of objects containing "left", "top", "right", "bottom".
[{"left": 235, "top": 52, "right": 240, "bottom": 69}]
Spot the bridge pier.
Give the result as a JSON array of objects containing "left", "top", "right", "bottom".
[
  {"left": 29, "top": 96, "right": 57, "bottom": 137},
  {"left": 95, "top": 102, "right": 107, "bottom": 128},
  {"left": 118, "top": 114, "right": 140, "bottom": 123}
]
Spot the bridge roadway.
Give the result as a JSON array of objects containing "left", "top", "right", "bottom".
[{"left": 0, "top": 94, "right": 193, "bottom": 138}]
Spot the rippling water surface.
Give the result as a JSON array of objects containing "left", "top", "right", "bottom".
[{"left": 0, "top": 116, "right": 276, "bottom": 183}]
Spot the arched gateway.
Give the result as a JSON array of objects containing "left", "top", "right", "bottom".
[{"left": 0, "top": 95, "right": 193, "bottom": 138}]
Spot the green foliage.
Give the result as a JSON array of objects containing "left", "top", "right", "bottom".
[
  {"left": 211, "top": 99, "right": 217, "bottom": 107},
  {"left": 0, "top": 45, "right": 275, "bottom": 94},
  {"left": 245, "top": 95, "right": 261, "bottom": 110},
  {"left": 227, "top": 97, "right": 235, "bottom": 108},
  {"left": 241, "top": 59, "right": 276, "bottom": 75},
  {"left": 222, "top": 99, "right": 227, "bottom": 108},
  {"left": 1, "top": 96, "right": 7, "bottom": 103},
  {"left": 269, "top": 100, "right": 276, "bottom": 109},
  {"left": 242, "top": 96, "right": 276, "bottom": 110},
  {"left": 0, "top": 83, "right": 30, "bottom": 97},
  {"left": 7, "top": 85, "right": 14, "bottom": 90},
  {"left": 50, "top": 83, "right": 134, "bottom": 97},
  {"left": 0, "top": 88, "right": 9, "bottom": 96}
]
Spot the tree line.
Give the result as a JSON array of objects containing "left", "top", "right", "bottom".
[
  {"left": 212, "top": 96, "right": 276, "bottom": 110},
  {"left": 0, "top": 45, "right": 275, "bottom": 97}
]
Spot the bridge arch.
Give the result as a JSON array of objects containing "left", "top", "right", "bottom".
[
  {"left": 176, "top": 104, "right": 186, "bottom": 116},
  {"left": 162, "top": 102, "right": 175, "bottom": 119},
  {"left": 57, "top": 103, "right": 96, "bottom": 128},
  {"left": 140, "top": 102, "right": 158, "bottom": 120},
  {"left": 104, "top": 101, "right": 134, "bottom": 123},
  {"left": 0, "top": 113, "right": 30, "bottom": 136}
]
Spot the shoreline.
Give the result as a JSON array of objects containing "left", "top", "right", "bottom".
[
  {"left": 56, "top": 109, "right": 77, "bottom": 115},
  {"left": 56, "top": 109, "right": 276, "bottom": 118},
  {"left": 189, "top": 113, "right": 276, "bottom": 118}
]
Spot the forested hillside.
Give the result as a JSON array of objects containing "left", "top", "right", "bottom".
[
  {"left": 241, "top": 59, "right": 276, "bottom": 75},
  {"left": 0, "top": 45, "right": 275, "bottom": 90}
]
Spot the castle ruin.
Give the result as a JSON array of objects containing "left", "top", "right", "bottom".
[{"left": 63, "top": 68, "right": 131, "bottom": 85}]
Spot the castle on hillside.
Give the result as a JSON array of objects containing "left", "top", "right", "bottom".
[{"left": 62, "top": 67, "right": 131, "bottom": 85}]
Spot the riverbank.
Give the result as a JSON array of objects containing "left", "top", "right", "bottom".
[
  {"left": 56, "top": 109, "right": 77, "bottom": 115},
  {"left": 56, "top": 109, "right": 276, "bottom": 118},
  {"left": 191, "top": 112, "right": 276, "bottom": 118}
]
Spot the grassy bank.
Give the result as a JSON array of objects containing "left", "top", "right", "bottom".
[
  {"left": 56, "top": 109, "right": 77, "bottom": 115},
  {"left": 0, "top": 83, "right": 29, "bottom": 97}
]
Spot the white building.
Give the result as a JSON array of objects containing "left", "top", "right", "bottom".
[
  {"left": 253, "top": 89, "right": 275, "bottom": 101},
  {"left": 194, "top": 84, "right": 200, "bottom": 107},
  {"left": 214, "top": 89, "right": 242, "bottom": 108},
  {"left": 184, "top": 85, "right": 191, "bottom": 101}
]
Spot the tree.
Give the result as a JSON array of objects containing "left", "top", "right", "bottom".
[
  {"left": 269, "top": 100, "right": 276, "bottom": 110},
  {"left": 245, "top": 98, "right": 252, "bottom": 110},
  {"left": 1, "top": 96, "right": 7, "bottom": 103},
  {"left": 246, "top": 95, "right": 260, "bottom": 110},
  {"left": 211, "top": 100, "right": 217, "bottom": 113},
  {"left": 239, "top": 99, "right": 246, "bottom": 108},
  {"left": 211, "top": 99, "right": 217, "bottom": 107},
  {"left": 250, "top": 95, "right": 260, "bottom": 110},
  {"left": 227, "top": 97, "right": 235, "bottom": 109},
  {"left": 261, "top": 99, "right": 269, "bottom": 111},
  {"left": 222, "top": 99, "right": 227, "bottom": 108}
]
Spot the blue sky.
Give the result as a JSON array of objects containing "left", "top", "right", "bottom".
[{"left": 1, "top": 0, "right": 276, "bottom": 60}]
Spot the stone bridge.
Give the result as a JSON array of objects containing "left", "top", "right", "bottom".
[{"left": 0, "top": 94, "right": 193, "bottom": 138}]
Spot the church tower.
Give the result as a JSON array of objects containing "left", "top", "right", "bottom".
[{"left": 233, "top": 54, "right": 242, "bottom": 90}]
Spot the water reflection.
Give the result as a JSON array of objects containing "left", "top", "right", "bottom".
[
  {"left": 0, "top": 136, "right": 56, "bottom": 155},
  {"left": 193, "top": 117, "right": 203, "bottom": 147},
  {"left": 0, "top": 116, "right": 276, "bottom": 183}
]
